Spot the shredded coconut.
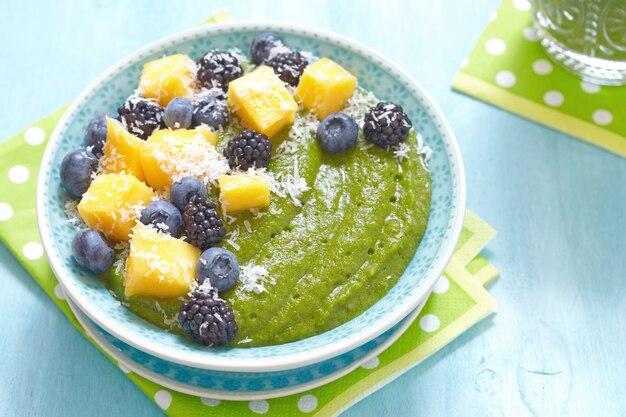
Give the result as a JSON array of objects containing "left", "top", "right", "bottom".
[
  {"left": 237, "top": 337, "right": 253, "bottom": 345},
  {"left": 268, "top": 160, "right": 309, "bottom": 206},
  {"left": 64, "top": 200, "right": 84, "bottom": 227},
  {"left": 224, "top": 226, "right": 241, "bottom": 251},
  {"left": 238, "top": 264, "right": 273, "bottom": 295}
]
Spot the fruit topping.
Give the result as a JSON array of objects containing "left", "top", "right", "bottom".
[
  {"left": 191, "top": 96, "right": 229, "bottom": 130},
  {"left": 138, "top": 54, "right": 196, "bottom": 107},
  {"left": 139, "top": 201, "right": 182, "bottom": 237},
  {"left": 181, "top": 196, "right": 226, "bottom": 250},
  {"left": 101, "top": 116, "right": 146, "bottom": 181},
  {"left": 363, "top": 102, "right": 412, "bottom": 149},
  {"left": 223, "top": 130, "right": 272, "bottom": 171},
  {"left": 227, "top": 66, "right": 297, "bottom": 139},
  {"left": 59, "top": 149, "right": 99, "bottom": 197},
  {"left": 164, "top": 97, "right": 194, "bottom": 129},
  {"left": 179, "top": 288, "right": 238, "bottom": 346},
  {"left": 218, "top": 173, "right": 271, "bottom": 213},
  {"left": 77, "top": 173, "right": 155, "bottom": 241},
  {"left": 124, "top": 223, "right": 200, "bottom": 298},
  {"left": 316, "top": 113, "right": 358, "bottom": 154},
  {"left": 84, "top": 114, "right": 108, "bottom": 157},
  {"left": 117, "top": 94, "right": 164, "bottom": 140},
  {"left": 170, "top": 176, "right": 208, "bottom": 212},
  {"left": 197, "top": 247, "right": 240, "bottom": 292},
  {"left": 196, "top": 49, "right": 243, "bottom": 92},
  {"left": 295, "top": 57, "right": 357, "bottom": 120},
  {"left": 72, "top": 228, "right": 115, "bottom": 274},
  {"left": 267, "top": 51, "right": 308, "bottom": 86},
  {"left": 250, "top": 32, "right": 284, "bottom": 65}
]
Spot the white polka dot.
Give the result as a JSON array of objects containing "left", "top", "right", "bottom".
[
  {"left": 532, "top": 59, "right": 553, "bottom": 75},
  {"left": 523, "top": 27, "right": 539, "bottom": 42},
  {"left": 361, "top": 356, "right": 380, "bottom": 369},
  {"left": 154, "top": 390, "right": 172, "bottom": 410},
  {"left": 297, "top": 395, "right": 318, "bottom": 413},
  {"left": 461, "top": 58, "right": 469, "bottom": 69},
  {"left": 581, "top": 81, "right": 601, "bottom": 94},
  {"left": 592, "top": 109, "right": 613, "bottom": 126},
  {"left": 54, "top": 284, "right": 66, "bottom": 300},
  {"left": 0, "top": 202, "right": 13, "bottom": 221},
  {"left": 543, "top": 90, "right": 564, "bottom": 107},
  {"left": 432, "top": 276, "right": 450, "bottom": 294},
  {"left": 118, "top": 362, "right": 131, "bottom": 374},
  {"left": 201, "top": 398, "right": 221, "bottom": 407},
  {"left": 249, "top": 400, "right": 269, "bottom": 414},
  {"left": 495, "top": 70, "right": 517, "bottom": 88},
  {"left": 8, "top": 165, "right": 29, "bottom": 184},
  {"left": 419, "top": 314, "right": 441, "bottom": 333},
  {"left": 489, "top": 11, "right": 497, "bottom": 22},
  {"left": 485, "top": 38, "right": 507, "bottom": 56},
  {"left": 24, "top": 127, "right": 46, "bottom": 146},
  {"left": 22, "top": 242, "right": 43, "bottom": 260},
  {"left": 513, "top": 0, "right": 531, "bottom": 11}
]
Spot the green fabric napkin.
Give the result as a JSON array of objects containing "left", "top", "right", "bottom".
[
  {"left": 452, "top": 0, "right": 626, "bottom": 158},
  {"left": 0, "top": 13, "right": 499, "bottom": 416}
]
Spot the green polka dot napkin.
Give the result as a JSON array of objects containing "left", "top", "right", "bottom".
[
  {"left": 453, "top": 0, "right": 626, "bottom": 158},
  {"left": 0, "top": 14, "right": 498, "bottom": 417}
]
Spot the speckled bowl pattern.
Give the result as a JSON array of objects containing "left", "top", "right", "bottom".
[
  {"left": 66, "top": 294, "right": 424, "bottom": 400},
  {"left": 37, "top": 22, "right": 465, "bottom": 372}
]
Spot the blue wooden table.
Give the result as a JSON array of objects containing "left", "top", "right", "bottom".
[{"left": 2, "top": 0, "right": 625, "bottom": 416}]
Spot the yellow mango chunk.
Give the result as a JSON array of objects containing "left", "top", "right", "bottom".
[
  {"left": 227, "top": 66, "right": 297, "bottom": 140},
  {"left": 77, "top": 174, "right": 155, "bottom": 241},
  {"left": 218, "top": 174, "right": 270, "bottom": 213},
  {"left": 102, "top": 116, "right": 146, "bottom": 182},
  {"left": 138, "top": 54, "right": 196, "bottom": 106},
  {"left": 295, "top": 57, "right": 357, "bottom": 120},
  {"left": 140, "top": 128, "right": 218, "bottom": 190},
  {"left": 124, "top": 224, "right": 200, "bottom": 298}
]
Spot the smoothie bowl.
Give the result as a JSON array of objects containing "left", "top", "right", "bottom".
[{"left": 37, "top": 22, "right": 465, "bottom": 372}]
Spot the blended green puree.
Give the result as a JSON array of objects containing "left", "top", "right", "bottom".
[{"left": 102, "top": 126, "right": 431, "bottom": 347}]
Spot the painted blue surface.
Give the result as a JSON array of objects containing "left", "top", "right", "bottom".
[{"left": 1, "top": 1, "right": 625, "bottom": 416}]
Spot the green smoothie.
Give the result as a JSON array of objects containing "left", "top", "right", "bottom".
[{"left": 102, "top": 105, "right": 431, "bottom": 347}]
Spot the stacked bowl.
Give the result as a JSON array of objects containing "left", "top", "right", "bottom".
[{"left": 36, "top": 22, "right": 465, "bottom": 399}]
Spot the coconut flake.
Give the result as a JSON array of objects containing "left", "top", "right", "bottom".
[{"left": 238, "top": 264, "right": 273, "bottom": 295}]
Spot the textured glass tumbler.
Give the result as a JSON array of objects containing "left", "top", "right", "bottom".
[{"left": 532, "top": 0, "right": 626, "bottom": 85}]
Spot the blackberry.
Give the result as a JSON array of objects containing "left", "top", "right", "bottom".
[
  {"left": 250, "top": 32, "right": 284, "bottom": 65},
  {"left": 182, "top": 196, "right": 226, "bottom": 250},
  {"left": 117, "top": 95, "right": 164, "bottom": 140},
  {"left": 223, "top": 130, "right": 272, "bottom": 171},
  {"left": 363, "top": 102, "right": 413, "bottom": 149},
  {"left": 267, "top": 51, "right": 308, "bottom": 86},
  {"left": 179, "top": 289, "right": 238, "bottom": 346},
  {"left": 196, "top": 50, "right": 243, "bottom": 91}
]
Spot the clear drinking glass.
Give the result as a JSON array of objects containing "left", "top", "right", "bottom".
[{"left": 532, "top": 0, "right": 626, "bottom": 85}]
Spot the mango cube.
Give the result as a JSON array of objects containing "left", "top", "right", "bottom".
[
  {"left": 138, "top": 54, "right": 196, "bottom": 106},
  {"left": 77, "top": 173, "right": 155, "bottom": 241},
  {"left": 227, "top": 66, "right": 298, "bottom": 140},
  {"left": 102, "top": 116, "right": 146, "bottom": 182},
  {"left": 295, "top": 57, "right": 357, "bottom": 120},
  {"left": 140, "top": 128, "right": 218, "bottom": 190},
  {"left": 218, "top": 173, "right": 270, "bottom": 213},
  {"left": 124, "top": 224, "right": 200, "bottom": 298}
]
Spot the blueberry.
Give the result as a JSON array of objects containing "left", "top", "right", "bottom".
[
  {"left": 316, "top": 113, "right": 359, "bottom": 154},
  {"left": 170, "top": 176, "right": 208, "bottom": 211},
  {"left": 197, "top": 248, "right": 239, "bottom": 292},
  {"left": 191, "top": 96, "right": 229, "bottom": 130},
  {"left": 84, "top": 114, "right": 108, "bottom": 156},
  {"left": 72, "top": 228, "right": 115, "bottom": 274},
  {"left": 250, "top": 32, "right": 283, "bottom": 65},
  {"left": 140, "top": 201, "right": 182, "bottom": 237},
  {"left": 164, "top": 97, "right": 193, "bottom": 129},
  {"left": 59, "top": 149, "right": 99, "bottom": 197}
]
